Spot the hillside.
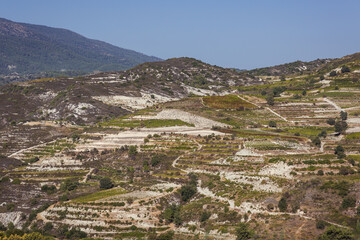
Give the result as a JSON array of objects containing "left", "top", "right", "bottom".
[
  {"left": 249, "top": 58, "right": 333, "bottom": 76},
  {"left": 1, "top": 52, "right": 360, "bottom": 239},
  {"left": 0, "top": 18, "right": 161, "bottom": 84}
]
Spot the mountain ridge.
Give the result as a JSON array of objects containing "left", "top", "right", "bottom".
[{"left": 0, "top": 17, "right": 161, "bottom": 84}]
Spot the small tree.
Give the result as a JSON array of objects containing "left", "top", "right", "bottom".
[
  {"left": 335, "top": 121, "right": 348, "bottom": 134},
  {"left": 266, "top": 95, "right": 274, "bottom": 106},
  {"left": 340, "top": 111, "right": 348, "bottom": 121},
  {"left": 100, "top": 177, "right": 113, "bottom": 189},
  {"left": 335, "top": 145, "right": 346, "bottom": 159},
  {"left": 278, "top": 197, "right": 287, "bottom": 212},
  {"left": 312, "top": 136, "right": 321, "bottom": 147},
  {"left": 236, "top": 223, "right": 253, "bottom": 240},
  {"left": 268, "top": 120, "right": 277, "bottom": 128},
  {"left": 280, "top": 75, "right": 286, "bottom": 81},
  {"left": 326, "top": 118, "right": 335, "bottom": 126},
  {"left": 329, "top": 71, "right": 337, "bottom": 77},
  {"left": 128, "top": 145, "right": 138, "bottom": 160},
  {"left": 318, "top": 226, "right": 354, "bottom": 240},
  {"left": 341, "top": 65, "right": 351, "bottom": 73},
  {"left": 302, "top": 90, "right": 307, "bottom": 96},
  {"left": 318, "top": 130, "right": 327, "bottom": 138}
]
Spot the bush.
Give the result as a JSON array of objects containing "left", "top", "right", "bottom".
[
  {"left": 312, "top": 136, "right": 321, "bottom": 147},
  {"left": 268, "top": 121, "right": 277, "bottom": 128},
  {"left": 341, "top": 196, "right": 356, "bottom": 209},
  {"left": 41, "top": 184, "right": 56, "bottom": 194},
  {"left": 236, "top": 223, "right": 253, "bottom": 240},
  {"left": 327, "top": 118, "right": 335, "bottom": 125},
  {"left": 341, "top": 65, "right": 351, "bottom": 73},
  {"left": 329, "top": 71, "right": 337, "bottom": 77},
  {"left": 60, "top": 179, "right": 79, "bottom": 191},
  {"left": 266, "top": 95, "right": 274, "bottom": 106},
  {"left": 335, "top": 121, "right": 348, "bottom": 134},
  {"left": 316, "top": 219, "right": 327, "bottom": 229},
  {"left": 318, "top": 225, "right": 354, "bottom": 240},
  {"left": 200, "top": 211, "right": 211, "bottom": 222},
  {"left": 335, "top": 145, "right": 346, "bottom": 159},
  {"left": 179, "top": 184, "right": 196, "bottom": 202},
  {"left": 318, "top": 130, "right": 327, "bottom": 138},
  {"left": 99, "top": 177, "right": 113, "bottom": 190},
  {"left": 340, "top": 111, "right": 348, "bottom": 121},
  {"left": 278, "top": 197, "right": 287, "bottom": 212}
]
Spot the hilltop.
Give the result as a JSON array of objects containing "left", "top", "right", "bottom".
[{"left": 0, "top": 18, "right": 161, "bottom": 85}]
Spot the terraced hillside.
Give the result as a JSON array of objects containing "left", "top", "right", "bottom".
[{"left": 1, "top": 54, "right": 360, "bottom": 239}]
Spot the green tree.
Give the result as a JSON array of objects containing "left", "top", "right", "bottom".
[
  {"left": 312, "top": 136, "right": 321, "bottom": 147},
  {"left": 266, "top": 95, "right": 274, "bottom": 106},
  {"left": 329, "top": 71, "right": 337, "bottom": 77},
  {"left": 340, "top": 111, "right": 348, "bottom": 121},
  {"left": 278, "top": 197, "right": 287, "bottom": 212},
  {"left": 235, "top": 223, "right": 253, "bottom": 240},
  {"left": 341, "top": 65, "right": 351, "bottom": 73},
  {"left": 268, "top": 120, "right": 277, "bottom": 128},
  {"left": 99, "top": 177, "right": 113, "bottom": 189},
  {"left": 318, "top": 225, "right": 354, "bottom": 240},
  {"left": 335, "top": 121, "right": 348, "bottom": 134},
  {"left": 128, "top": 145, "right": 138, "bottom": 160},
  {"left": 327, "top": 118, "right": 335, "bottom": 125},
  {"left": 335, "top": 145, "right": 346, "bottom": 159}
]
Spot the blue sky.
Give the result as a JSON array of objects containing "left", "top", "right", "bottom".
[{"left": 1, "top": 0, "right": 360, "bottom": 69}]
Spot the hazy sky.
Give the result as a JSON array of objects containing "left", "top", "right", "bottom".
[{"left": 1, "top": 0, "right": 360, "bottom": 69}]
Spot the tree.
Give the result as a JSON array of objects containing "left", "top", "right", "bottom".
[
  {"left": 335, "top": 121, "right": 348, "bottom": 134},
  {"left": 280, "top": 75, "right": 286, "bottom": 81},
  {"left": 236, "top": 223, "right": 253, "bottom": 240},
  {"left": 318, "top": 225, "right": 354, "bottom": 240},
  {"left": 268, "top": 120, "right": 277, "bottom": 128},
  {"left": 179, "top": 184, "right": 196, "bottom": 202},
  {"left": 342, "top": 196, "right": 356, "bottom": 209},
  {"left": 329, "top": 71, "right": 337, "bottom": 77},
  {"left": 312, "top": 136, "right": 321, "bottom": 147},
  {"left": 340, "top": 111, "right": 348, "bottom": 121},
  {"left": 335, "top": 145, "right": 346, "bottom": 159},
  {"left": 100, "top": 177, "right": 113, "bottom": 189},
  {"left": 278, "top": 197, "right": 287, "bottom": 212},
  {"left": 318, "top": 130, "right": 327, "bottom": 138},
  {"left": 327, "top": 118, "right": 336, "bottom": 126},
  {"left": 341, "top": 65, "right": 351, "bottom": 73},
  {"left": 266, "top": 95, "right": 274, "bottom": 106},
  {"left": 302, "top": 90, "right": 307, "bottom": 96},
  {"left": 320, "top": 75, "right": 325, "bottom": 80},
  {"left": 128, "top": 145, "right": 138, "bottom": 160}
]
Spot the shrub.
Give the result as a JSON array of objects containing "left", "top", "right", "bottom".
[
  {"left": 340, "top": 111, "right": 348, "bottom": 121},
  {"left": 312, "top": 136, "right": 321, "bottom": 147},
  {"left": 60, "top": 179, "right": 79, "bottom": 191},
  {"left": 318, "top": 130, "right": 327, "bottom": 138},
  {"left": 335, "top": 145, "right": 346, "bottom": 159},
  {"left": 326, "top": 118, "right": 335, "bottom": 126},
  {"left": 318, "top": 226, "right": 353, "bottom": 240},
  {"left": 341, "top": 196, "right": 356, "bottom": 209},
  {"left": 341, "top": 65, "right": 351, "bottom": 73},
  {"left": 329, "top": 71, "right": 337, "bottom": 77},
  {"left": 41, "top": 184, "right": 56, "bottom": 194},
  {"left": 278, "top": 197, "right": 287, "bottom": 212},
  {"left": 179, "top": 184, "right": 196, "bottom": 202},
  {"left": 99, "top": 177, "right": 114, "bottom": 190},
  {"left": 235, "top": 223, "right": 253, "bottom": 240},
  {"left": 200, "top": 211, "right": 211, "bottom": 222},
  {"left": 335, "top": 121, "right": 348, "bottom": 134},
  {"left": 267, "top": 120, "right": 276, "bottom": 128},
  {"left": 316, "top": 219, "right": 327, "bottom": 229},
  {"left": 266, "top": 95, "right": 274, "bottom": 106}
]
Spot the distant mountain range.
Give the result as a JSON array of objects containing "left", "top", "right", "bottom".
[{"left": 0, "top": 18, "right": 161, "bottom": 84}]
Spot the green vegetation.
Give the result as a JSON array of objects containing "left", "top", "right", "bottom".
[
  {"left": 203, "top": 95, "right": 256, "bottom": 109},
  {"left": 72, "top": 187, "right": 127, "bottom": 203}
]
